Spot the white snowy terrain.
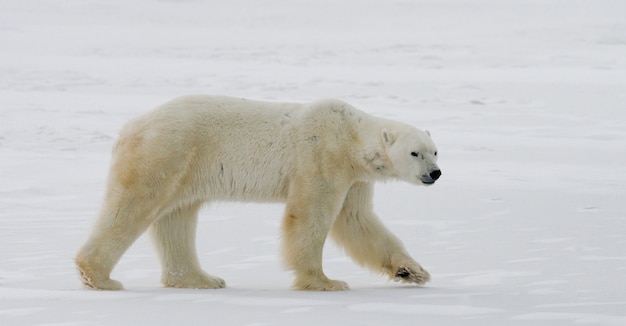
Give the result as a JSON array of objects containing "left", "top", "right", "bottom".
[{"left": 1, "top": 0, "right": 625, "bottom": 325}]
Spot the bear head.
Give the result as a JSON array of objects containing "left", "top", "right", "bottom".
[{"left": 381, "top": 127, "right": 441, "bottom": 186}]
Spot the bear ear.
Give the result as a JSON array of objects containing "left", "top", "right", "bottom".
[
  {"left": 425, "top": 130, "right": 431, "bottom": 137},
  {"left": 381, "top": 129, "right": 397, "bottom": 147}
]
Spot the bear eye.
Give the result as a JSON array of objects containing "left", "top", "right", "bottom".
[
  {"left": 434, "top": 151, "right": 437, "bottom": 156},
  {"left": 411, "top": 152, "right": 419, "bottom": 157}
]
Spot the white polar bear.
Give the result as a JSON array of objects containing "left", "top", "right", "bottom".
[{"left": 75, "top": 95, "right": 441, "bottom": 291}]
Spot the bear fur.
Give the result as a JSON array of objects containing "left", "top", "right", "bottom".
[{"left": 75, "top": 95, "right": 441, "bottom": 291}]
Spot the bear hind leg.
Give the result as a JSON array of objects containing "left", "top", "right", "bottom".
[
  {"left": 150, "top": 201, "right": 225, "bottom": 289},
  {"left": 76, "top": 195, "right": 157, "bottom": 290}
]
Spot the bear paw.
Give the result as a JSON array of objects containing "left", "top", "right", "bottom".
[
  {"left": 162, "top": 271, "right": 226, "bottom": 289},
  {"left": 76, "top": 262, "right": 124, "bottom": 290},
  {"left": 78, "top": 268, "right": 124, "bottom": 290},
  {"left": 392, "top": 264, "right": 431, "bottom": 286},
  {"left": 293, "top": 276, "right": 350, "bottom": 291}
]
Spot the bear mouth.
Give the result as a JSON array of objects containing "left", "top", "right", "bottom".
[{"left": 420, "top": 176, "right": 436, "bottom": 185}]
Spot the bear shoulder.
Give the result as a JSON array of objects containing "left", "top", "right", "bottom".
[{"left": 295, "top": 98, "right": 371, "bottom": 129}]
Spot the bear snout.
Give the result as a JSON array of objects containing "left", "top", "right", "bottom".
[
  {"left": 420, "top": 169, "right": 441, "bottom": 185},
  {"left": 430, "top": 169, "right": 441, "bottom": 181}
]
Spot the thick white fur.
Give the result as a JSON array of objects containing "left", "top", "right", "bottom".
[{"left": 75, "top": 95, "right": 440, "bottom": 291}]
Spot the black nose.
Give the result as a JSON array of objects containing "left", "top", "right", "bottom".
[{"left": 430, "top": 170, "right": 441, "bottom": 181}]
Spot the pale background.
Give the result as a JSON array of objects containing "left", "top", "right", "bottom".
[{"left": 1, "top": 1, "right": 625, "bottom": 325}]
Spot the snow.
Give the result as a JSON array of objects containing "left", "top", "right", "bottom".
[{"left": 1, "top": 0, "right": 625, "bottom": 325}]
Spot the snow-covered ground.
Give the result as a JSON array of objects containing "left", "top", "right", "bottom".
[{"left": 1, "top": 0, "right": 626, "bottom": 325}]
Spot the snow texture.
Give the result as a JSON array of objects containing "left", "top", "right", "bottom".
[{"left": 1, "top": 0, "right": 625, "bottom": 325}]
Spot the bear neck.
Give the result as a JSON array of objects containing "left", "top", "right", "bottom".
[{"left": 355, "top": 117, "right": 398, "bottom": 182}]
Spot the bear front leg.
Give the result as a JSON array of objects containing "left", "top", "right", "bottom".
[
  {"left": 281, "top": 183, "right": 350, "bottom": 291},
  {"left": 330, "top": 182, "right": 430, "bottom": 286}
]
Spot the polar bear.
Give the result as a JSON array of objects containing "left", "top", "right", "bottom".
[{"left": 75, "top": 95, "right": 441, "bottom": 291}]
